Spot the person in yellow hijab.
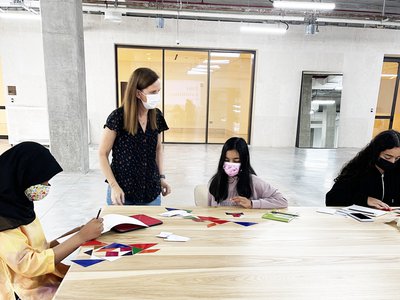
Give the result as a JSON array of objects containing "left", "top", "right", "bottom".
[{"left": 0, "top": 142, "right": 103, "bottom": 300}]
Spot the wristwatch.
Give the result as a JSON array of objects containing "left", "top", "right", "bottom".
[{"left": 160, "top": 174, "right": 166, "bottom": 179}]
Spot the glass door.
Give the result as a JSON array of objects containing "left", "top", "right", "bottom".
[
  {"left": 208, "top": 52, "right": 254, "bottom": 144},
  {"left": 164, "top": 50, "right": 208, "bottom": 143},
  {"left": 374, "top": 59, "right": 400, "bottom": 136}
]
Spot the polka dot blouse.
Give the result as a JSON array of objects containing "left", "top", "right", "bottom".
[{"left": 104, "top": 107, "right": 169, "bottom": 204}]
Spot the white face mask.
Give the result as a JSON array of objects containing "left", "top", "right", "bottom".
[{"left": 141, "top": 93, "right": 160, "bottom": 110}]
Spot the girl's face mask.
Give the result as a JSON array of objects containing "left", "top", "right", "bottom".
[
  {"left": 223, "top": 162, "right": 241, "bottom": 177},
  {"left": 24, "top": 184, "right": 50, "bottom": 201}
]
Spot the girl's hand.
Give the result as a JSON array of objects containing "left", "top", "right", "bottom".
[
  {"left": 367, "top": 197, "right": 390, "bottom": 210},
  {"left": 77, "top": 218, "right": 104, "bottom": 242},
  {"left": 111, "top": 184, "right": 125, "bottom": 205},
  {"left": 231, "top": 196, "right": 252, "bottom": 209},
  {"left": 161, "top": 179, "right": 171, "bottom": 196}
]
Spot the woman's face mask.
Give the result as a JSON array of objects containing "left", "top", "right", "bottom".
[
  {"left": 223, "top": 162, "right": 241, "bottom": 177},
  {"left": 24, "top": 184, "right": 50, "bottom": 201},
  {"left": 140, "top": 92, "right": 160, "bottom": 110}
]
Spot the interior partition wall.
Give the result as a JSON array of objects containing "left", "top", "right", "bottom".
[
  {"left": 115, "top": 45, "right": 255, "bottom": 144},
  {"left": 374, "top": 57, "right": 400, "bottom": 136},
  {"left": 0, "top": 59, "right": 7, "bottom": 139}
]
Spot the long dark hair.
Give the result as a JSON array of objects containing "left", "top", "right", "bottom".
[
  {"left": 335, "top": 129, "right": 400, "bottom": 182},
  {"left": 209, "top": 137, "right": 256, "bottom": 202}
]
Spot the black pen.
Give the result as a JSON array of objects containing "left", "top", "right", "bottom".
[{"left": 96, "top": 208, "right": 102, "bottom": 219}]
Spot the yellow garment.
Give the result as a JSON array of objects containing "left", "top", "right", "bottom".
[{"left": 0, "top": 218, "right": 67, "bottom": 300}]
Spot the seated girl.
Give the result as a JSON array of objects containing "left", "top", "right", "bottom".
[
  {"left": 326, "top": 130, "right": 400, "bottom": 209},
  {"left": 0, "top": 142, "right": 103, "bottom": 300},
  {"left": 208, "top": 137, "right": 287, "bottom": 209}
]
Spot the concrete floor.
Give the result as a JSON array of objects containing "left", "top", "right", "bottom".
[{"left": 1, "top": 141, "right": 359, "bottom": 240}]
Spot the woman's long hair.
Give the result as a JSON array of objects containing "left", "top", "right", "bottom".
[
  {"left": 209, "top": 137, "right": 256, "bottom": 202},
  {"left": 122, "top": 68, "right": 159, "bottom": 135},
  {"left": 335, "top": 129, "right": 400, "bottom": 182}
]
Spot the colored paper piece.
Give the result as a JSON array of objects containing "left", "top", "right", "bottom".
[
  {"left": 84, "top": 249, "right": 93, "bottom": 256},
  {"left": 139, "top": 249, "right": 160, "bottom": 253},
  {"left": 212, "top": 220, "right": 229, "bottom": 225},
  {"left": 157, "top": 232, "right": 173, "bottom": 238},
  {"left": 165, "top": 234, "right": 190, "bottom": 242},
  {"left": 132, "top": 247, "right": 143, "bottom": 254},
  {"left": 207, "top": 223, "right": 217, "bottom": 228},
  {"left": 96, "top": 248, "right": 117, "bottom": 252},
  {"left": 165, "top": 207, "right": 193, "bottom": 213},
  {"left": 233, "top": 221, "right": 258, "bottom": 227},
  {"left": 103, "top": 243, "right": 130, "bottom": 249},
  {"left": 81, "top": 240, "right": 107, "bottom": 247},
  {"left": 225, "top": 212, "right": 243, "bottom": 217},
  {"left": 122, "top": 251, "right": 133, "bottom": 256},
  {"left": 129, "top": 243, "right": 157, "bottom": 250},
  {"left": 106, "top": 251, "right": 119, "bottom": 257},
  {"left": 71, "top": 259, "right": 104, "bottom": 267},
  {"left": 159, "top": 210, "right": 192, "bottom": 217},
  {"left": 197, "top": 216, "right": 221, "bottom": 222}
]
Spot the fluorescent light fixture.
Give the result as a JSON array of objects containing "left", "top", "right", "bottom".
[
  {"left": 0, "top": 13, "right": 40, "bottom": 20},
  {"left": 240, "top": 25, "right": 287, "bottom": 34},
  {"left": 191, "top": 68, "right": 213, "bottom": 72},
  {"left": 202, "top": 59, "right": 230, "bottom": 64},
  {"left": 211, "top": 53, "right": 240, "bottom": 58},
  {"left": 309, "top": 110, "right": 315, "bottom": 114},
  {"left": 312, "top": 100, "right": 335, "bottom": 105},
  {"left": 381, "top": 74, "right": 398, "bottom": 78},
  {"left": 273, "top": 1, "right": 335, "bottom": 10},
  {"left": 196, "top": 65, "right": 220, "bottom": 69},
  {"left": 233, "top": 109, "right": 241, "bottom": 113},
  {"left": 187, "top": 71, "right": 207, "bottom": 75},
  {"left": 233, "top": 104, "right": 241, "bottom": 108}
]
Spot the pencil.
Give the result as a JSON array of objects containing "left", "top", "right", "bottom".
[{"left": 96, "top": 208, "right": 102, "bottom": 219}]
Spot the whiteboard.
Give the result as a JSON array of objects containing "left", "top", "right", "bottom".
[{"left": 6, "top": 106, "right": 50, "bottom": 145}]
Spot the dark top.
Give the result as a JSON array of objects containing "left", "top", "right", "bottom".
[
  {"left": 325, "top": 166, "right": 400, "bottom": 207},
  {"left": 104, "top": 107, "right": 169, "bottom": 204},
  {"left": 0, "top": 142, "right": 62, "bottom": 231}
]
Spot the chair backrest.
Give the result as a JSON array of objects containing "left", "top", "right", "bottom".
[{"left": 194, "top": 184, "right": 208, "bottom": 206}]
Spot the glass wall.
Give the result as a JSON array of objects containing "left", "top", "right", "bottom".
[
  {"left": 208, "top": 52, "right": 253, "bottom": 143},
  {"left": 374, "top": 58, "right": 400, "bottom": 136},
  {"left": 115, "top": 46, "right": 255, "bottom": 144}
]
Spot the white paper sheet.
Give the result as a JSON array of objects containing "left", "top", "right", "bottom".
[{"left": 102, "top": 214, "right": 148, "bottom": 233}]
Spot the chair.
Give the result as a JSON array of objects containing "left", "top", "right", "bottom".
[{"left": 194, "top": 184, "right": 209, "bottom": 206}]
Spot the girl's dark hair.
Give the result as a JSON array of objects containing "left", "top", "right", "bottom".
[
  {"left": 335, "top": 129, "right": 400, "bottom": 182},
  {"left": 209, "top": 137, "right": 256, "bottom": 202}
]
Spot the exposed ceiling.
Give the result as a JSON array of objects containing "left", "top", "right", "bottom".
[{"left": 1, "top": 1, "right": 400, "bottom": 29}]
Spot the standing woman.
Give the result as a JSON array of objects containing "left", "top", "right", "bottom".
[
  {"left": 326, "top": 129, "right": 400, "bottom": 209},
  {"left": 99, "top": 68, "right": 171, "bottom": 205}
]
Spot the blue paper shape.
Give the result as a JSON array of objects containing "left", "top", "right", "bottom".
[
  {"left": 234, "top": 221, "right": 257, "bottom": 227},
  {"left": 102, "top": 243, "right": 129, "bottom": 249},
  {"left": 71, "top": 259, "right": 104, "bottom": 267}
]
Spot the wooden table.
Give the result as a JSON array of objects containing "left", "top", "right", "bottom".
[{"left": 54, "top": 206, "right": 400, "bottom": 299}]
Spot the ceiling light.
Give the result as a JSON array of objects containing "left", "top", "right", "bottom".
[
  {"left": 187, "top": 71, "right": 207, "bottom": 75},
  {"left": 104, "top": 11, "right": 122, "bottom": 22},
  {"left": 312, "top": 100, "right": 335, "bottom": 105},
  {"left": 240, "top": 25, "right": 287, "bottom": 34},
  {"left": 273, "top": 1, "right": 335, "bottom": 10},
  {"left": 210, "top": 53, "right": 240, "bottom": 58},
  {"left": 202, "top": 59, "right": 230, "bottom": 64},
  {"left": 196, "top": 65, "right": 220, "bottom": 69},
  {"left": 0, "top": 13, "right": 40, "bottom": 20}
]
